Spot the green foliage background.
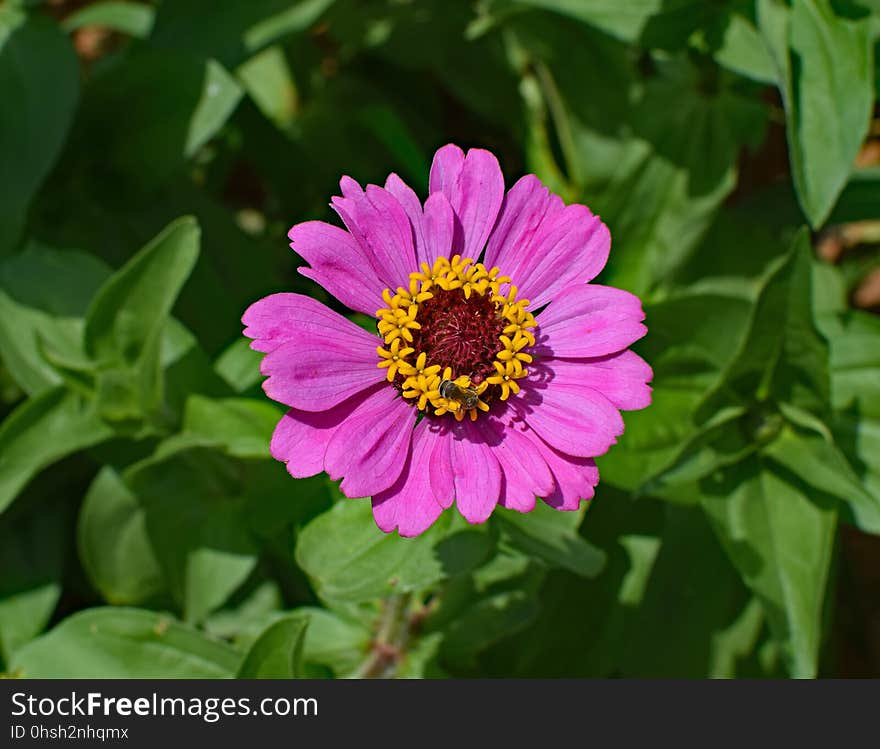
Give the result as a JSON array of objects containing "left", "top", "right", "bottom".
[{"left": 1, "top": 0, "right": 879, "bottom": 679}]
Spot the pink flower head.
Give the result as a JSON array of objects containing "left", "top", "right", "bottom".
[{"left": 243, "top": 144, "right": 652, "bottom": 536}]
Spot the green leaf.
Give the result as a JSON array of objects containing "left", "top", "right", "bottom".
[
  {"left": 85, "top": 217, "right": 200, "bottom": 366},
  {"left": 827, "top": 309, "right": 880, "bottom": 531},
  {"left": 84, "top": 217, "right": 200, "bottom": 425},
  {"left": 701, "top": 459, "right": 837, "bottom": 677},
  {"left": 237, "top": 615, "right": 309, "bottom": 679},
  {"left": 439, "top": 588, "right": 540, "bottom": 669},
  {"left": 0, "top": 387, "right": 112, "bottom": 515},
  {"left": 78, "top": 467, "right": 165, "bottom": 606},
  {"left": 511, "top": 15, "right": 765, "bottom": 295},
  {"left": 0, "top": 502, "right": 67, "bottom": 662},
  {"left": 214, "top": 338, "right": 263, "bottom": 393},
  {"left": 9, "top": 608, "right": 242, "bottom": 678},
  {"left": 242, "top": 0, "right": 337, "bottom": 51},
  {"left": 713, "top": 11, "right": 776, "bottom": 84},
  {"left": 620, "top": 505, "right": 754, "bottom": 677},
  {"left": 182, "top": 395, "right": 282, "bottom": 459},
  {"left": 497, "top": 0, "right": 665, "bottom": 42},
  {"left": 763, "top": 415, "right": 880, "bottom": 531},
  {"left": 0, "top": 242, "right": 110, "bottom": 395},
  {"left": 236, "top": 45, "right": 299, "bottom": 133},
  {"left": 701, "top": 229, "right": 829, "bottom": 417},
  {"left": 124, "top": 445, "right": 261, "bottom": 623},
  {"left": 184, "top": 59, "right": 243, "bottom": 157},
  {"left": 638, "top": 405, "right": 754, "bottom": 498},
  {"left": 0, "top": 13, "right": 78, "bottom": 255},
  {"left": 298, "top": 607, "right": 370, "bottom": 677},
  {"left": 296, "top": 501, "right": 493, "bottom": 603},
  {"left": 597, "top": 293, "right": 751, "bottom": 492},
  {"left": 61, "top": 1, "right": 155, "bottom": 37},
  {"left": 759, "top": 0, "right": 875, "bottom": 227},
  {"left": 494, "top": 503, "right": 605, "bottom": 577}
]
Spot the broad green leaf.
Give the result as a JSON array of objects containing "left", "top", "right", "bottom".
[
  {"left": 78, "top": 467, "right": 165, "bottom": 606},
  {"left": 85, "top": 217, "right": 200, "bottom": 365},
  {"left": 701, "top": 229, "right": 829, "bottom": 417},
  {"left": 184, "top": 59, "right": 243, "bottom": 157},
  {"left": 510, "top": 14, "right": 765, "bottom": 295},
  {"left": 150, "top": 0, "right": 334, "bottom": 67},
  {"left": 497, "top": 0, "right": 665, "bottom": 42},
  {"left": 237, "top": 615, "right": 309, "bottom": 679},
  {"left": 296, "top": 501, "right": 493, "bottom": 603},
  {"left": 214, "top": 338, "right": 263, "bottom": 393},
  {"left": 759, "top": 0, "right": 875, "bottom": 227},
  {"left": 763, "top": 417, "right": 880, "bottom": 532},
  {"left": 0, "top": 502, "right": 67, "bottom": 662},
  {"left": 243, "top": 0, "right": 336, "bottom": 51},
  {"left": 182, "top": 395, "right": 282, "bottom": 459},
  {"left": 474, "top": 492, "right": 665, "bottom": 676},
  {"left": 202, "top": 580, "right": 280, "bottom": 637},
  {"left": 713, "top": 11, "right": 776, "bottom": 84},
  {"left": 298, "top": 607, "right": 370, "bottom": 677},
  {"left": 701, "top": 459, "right": 837, "bottom": 677},
  {"left": 62, "top": 1, "right": 155, "bottom": 37},
  {"left": 236, "top": 45, "right": 299, "bottom": 133},
  {"left": 84, "top": 217, "right": 200, "bottom": 425},
  {"left": 0, "top": 13, "right": 78, "bottom": 255},
  {"left": 598, "top": 293, "right": 751, "bottom": 491},
  {"left": 439, "top": 589, "right": 539, "bottom": 669},
  {"left": 494, "top": 503, "right": 605, "bottom": 577},
  {"left": 9, "top": 608, "right": 241, "bottom": 678},
  {"left": 620, "top": 505, "right": 753, "bottom": 677},
  {"left": 827, "top": 310, "right": 880, "bottom": 531},
  {"left": 123, "top": 445, "right": 260, "bottom": 623},
  {"left": 0, "top": 243, "right": 109, "bottom": 395},
  {"left": 708, "top": 597, "right": 775, "bottom": 678},
  {"left": 0, "top": 387, "right": 112, "bottom": 515},
  {"left": 638, "top": 405, "right": 754, "bottom": 498}
]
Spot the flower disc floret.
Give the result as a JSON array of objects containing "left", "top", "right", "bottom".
[{"left": 375, "top": 255, "right": 536, "bottom": 421}]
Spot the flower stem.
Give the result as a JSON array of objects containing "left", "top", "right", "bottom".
[{"left": 352, "top": 593, "right": 413, "bottom": 679}]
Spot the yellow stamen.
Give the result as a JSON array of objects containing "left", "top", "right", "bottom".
[{"left": 375, "top": 255, "right": 536, "bottom": 420}]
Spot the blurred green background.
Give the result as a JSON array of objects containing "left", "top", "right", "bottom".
[{"left": 1, "top": 0, "right": 879, "bottom": 679}]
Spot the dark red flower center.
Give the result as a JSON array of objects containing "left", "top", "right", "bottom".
[{"left": 408, "top": 288, "right": 506, "bottom": 385}]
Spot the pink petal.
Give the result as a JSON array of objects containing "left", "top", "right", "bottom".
[
  {"left": 289, "top": 221, "right": 386, "bottom": 316},
  {"left": 535, "top": 283, "right": 647, "bottom": 359},
  {"left": 385, "top": 173, "right": 427, "bottom": 266},
  {"left": 421, "top": 192, "right": 454, "bottom": 266},
  {"left": 448, "top": 420, "right": 502, "bottom": 524},
  {"left": 384, "top": 174, "right": 455, "bottom": 268},
  {"left": 426, "top": 421, "right": 455, "bottom": 510},
  {"left": 429, "top": 144, "right": 505, "bottom": 260},
  {"left": 516, "top": 381, "right": 625, "bottom": 458},
  {"left": 324, "top": 388, "right": 415, "bottom": 498},
  {"left": 331, "top": 179, "right": 417, "bottom": 288},
  {"left": 428, "top": 143, "right": 465, "bottom": 196},
  {"left": 244, "top": 293, "right": 382, "bottom": 411},
  {"left": 513, "top": 204, "right": 610, "bottom": 309},
  {"left": 528, "top": 431, "right": 600, "bottom": 511},
  {"left": 534, "top": 352, "right": 653, "bottom": 411},
  {"left": 476, "top": 418, "right": 553, "bottom": 513},
  {"left": 372, "top": 420, "right": 446, "bottom": 537},
  {"left": 269, "top": 385, "right": 383, "bottom": 478},
  {"left": 483, "top": 174, "right": 558, "bottom": 274}
]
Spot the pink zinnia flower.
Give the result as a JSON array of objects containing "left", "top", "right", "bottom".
[{"left": 243, "top": 144, "right": 652, "bottom": 536}]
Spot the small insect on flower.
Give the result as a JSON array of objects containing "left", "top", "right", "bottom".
[
  {"left": 438, "top": 379, "right": 480, "bottom": 410},
  {"left": 243, "top": 144, "right": 652, "bottom": 536}
]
